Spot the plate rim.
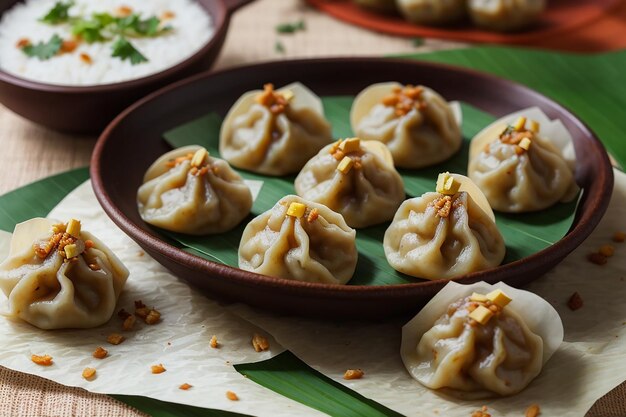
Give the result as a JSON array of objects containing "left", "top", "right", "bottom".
[{"left": 91, "top": 56, "right": 614, "bottom": 301}]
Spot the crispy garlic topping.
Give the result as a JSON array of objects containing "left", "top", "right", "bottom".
[
  {"left": 466, "top": 290, "right": 512, "bottom": 326},
  {"left": 34, "top": 218, "right": 88, "bottom": 261},
  {"left": 165, "top": 147, "right": 216, "bottom": 177},
  {"left": 286, "top": 202, "right": 307, "bottom": 218},
  {"left": 339, "top": 137, "right": 361, "bottom": 154},
  {"left": 191, "top": 148, "right": 208, "bottom": 167},
  {"left": 436, "top": 172, "right": 460, "bottom": 195},
  {"left": 337, "top": 156, "right": 354, "bottom": 174},
  {"left": 498, "top": 116, "right": 539, "bottom": 155},
  {"left": 255, "top": 83, "right": 293, "bottom": 114},
  {"left": 381, "top": 85, "right": 427, "bottom": 117}
]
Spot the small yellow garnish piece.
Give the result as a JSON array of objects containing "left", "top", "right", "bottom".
[
  {"left": 191, "top": 148, "right": 208, "bottom": 167},
  {"left": 339, "top": 137, "right": 361, "bottom": 154},
  {"left": 63, "top": 243, "right": 81, "bottom": 259},
  {"left": 337, "top": 156, "right": 354, "bottom": 174},
  {"left": 486, "top": 289, "right": 512, "bottom": 308},
  {"left": 281, "top": 89, "right": 294, "bottom": 101},
  {"left": 513, "top": 116, "right": 527, "bottom": 132},
  {"left": 436, "top": 172, "right": 460, "bottom": 195},
  {"left": 469, "top": 292, "right": 489, "bottom": 303},
  {"left": 529, "top": 120, "right": 540, "bottom": 133},
  {"left": 66, "top": 219, "right": 81, "bottom": 238},
  {"left": 286, "top": 202, "right": 306, "bottom": 218},
  {"left": 518, "top": 137, "right": 532, "bottom": 151},
  {"left": 82, "top": 367, "right": 96, "bottom": 380},
  {"left": 469, "top": 305, "right": 494, "bottom": 325}
]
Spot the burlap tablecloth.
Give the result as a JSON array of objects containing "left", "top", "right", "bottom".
[{"left": 0, "top": 0, "right": 623, "bottom": 415}]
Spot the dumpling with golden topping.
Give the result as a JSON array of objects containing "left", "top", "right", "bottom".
[
  {"left": 238, "top": 195, "right": 358, "bottom": 284},
  {"left": 384, "top": 173, "right": 505, "bottom": 280},
  {"left": 396, "top": 0, "right": 466, "bottom": 25},
  {"left": 468, "top": 110, "right": 577, "bottom": 213},
  {"left": 351, "top": 82, "right": 462, "bottom": 169},
  {"left": 0, "top": 218, "right": 128, "bottom": 329},
  {"left": 137, "top": 145, "right": 253, "bottom": 235},
  {"left": 219, "top": 82, "right": 333, "bottom": 176},
  {"left": 401, "top": 282, "right": 564, "bottom": 398},
  {"left": 468, "top": 0, "right": 546, "bottom": 32},
  {"left": 294, "top": 137, "right": 405, "bottom": 228}
]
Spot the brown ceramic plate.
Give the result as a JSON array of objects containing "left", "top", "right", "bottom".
[
  {"left": 0, "top": 0, "right": 252, "bottom": 134},
  {"left": 91, "top": 58, "right": 613, "bottom": 319}
]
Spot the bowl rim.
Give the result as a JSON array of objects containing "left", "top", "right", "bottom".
[
  {"left": 0, "top": 0, "right": 229, "bottom": 92},
  {"left": 91, "top": 56, "right": 614, "bottom": 298}
]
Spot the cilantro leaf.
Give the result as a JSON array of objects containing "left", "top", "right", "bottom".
[
  {"left": 115, "top": 15, "right": 169, "bottom": 37},
  {"left": 21, "top": 34, "right": 63, "bottom": 60},
  {"left": 71, "top": 19, "right": 106, "bottom": 43},
  {"left": 276, "top": 20, "right": 306, "bottom": 34},
  {"left": 41, "top": 1, "right": 74, "bottom": 24},
  {"left": 111, "top": 37, "right": 147, "bottom": 65}
]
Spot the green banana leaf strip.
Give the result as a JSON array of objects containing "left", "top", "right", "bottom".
[{"left": 162, "top": 97, "right": 578, "bottom": 285}]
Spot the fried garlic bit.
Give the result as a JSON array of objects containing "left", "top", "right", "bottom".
[
  {"left": 82, "top": 367, "right": 96, "bottom": 380},
  {"left": 107, "top": 333, "right": 125, "bottom": 345},
  {"left": 499, "top": 116, "right": 539, "bottom": 155},
  {"left": 436, "top": 172, "right": 460, "bottom": 195},
  {"left": 226, "top": 390, "right": 239, "bottom": 401},
  {"left": 179, "top": 383, "right": 192, "bottom": 390},
  {"left": 381, "top": 85, "right": 427, "bottom": 117},
  {"left": 467, "top": 290, "right": 512, "bottom": 326},
  {"left": 151, "top": 364, "right": 166, "bottom": 374},
  {"left": 210, "top": 335, "right": 219, "bottom": 349},
  {"left": 251, "top": 333, "right": 270, "bottom": 352},
  {"left": 93, "top": 346, "right": 108, "bottom": 359},
  {"left": 31, "top": 354, "right": 53, "bottom": 366},
  {"left": 255, "top": 83, "right": 293, "bottom": 114},
  {"left": 34, "top": 219, "right": 86, "bottom": 261},
  {"left": 343, "top": 369, "right": 364, "bottom": 380}
]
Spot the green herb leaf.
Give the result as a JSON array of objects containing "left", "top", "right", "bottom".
[
  {"left": 21, "top": 34, "right": 63, "bottom": 61},
  {"left": 276, "top": 20, "right": 306, "bottom": 34},
  {"left": 71, "top": 19, "right": 106, "bottom": 43},
  {"left": 111, "top": 37, "right": 148, "bottom": 65},
  {"left": 115, "top": 14, "right": 170, "bottom": 37},
  {"left": 40, "top": 1, "right": 73, "bottom": 24},
  {"left": 275, "top": 40, "right": 285, "bottom": 54}
]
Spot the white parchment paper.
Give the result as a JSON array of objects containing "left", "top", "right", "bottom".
[
  {"left": 0, "top": 181, "right": 325, "bottom": 417},
  {"left": 228, "top": 170, "right": 626, "bottom": 417}
]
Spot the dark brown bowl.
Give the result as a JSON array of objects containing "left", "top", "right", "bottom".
[
  {"left": 91, "top": 58, "right": 614, "bottom": 319},
  {"left": 0, "top": 0, "right": 253, "bottom": 134}
]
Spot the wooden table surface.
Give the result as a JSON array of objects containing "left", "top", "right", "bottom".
[{"left": 0, "top": 0, "right": 623, "bottom": 416}]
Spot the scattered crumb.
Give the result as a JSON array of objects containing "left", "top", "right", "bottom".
[
  {"left": 252, "top": 333, "right": 270, "bottom": 352},
  {"left": 145, "top": 309, "right": 161, "bottom": 325},
  {"left": 226, "top": 390, "right": 239, "bottom": 401},
  {"left": 79, "top": 53, "right": 92, "bottom": 65},
  {"left": 613, "top": 232, "right": 625, "bottom": 243},
  {"left": 135, "top": 300, "right": 146, "bottom": 309},
  {"left": 343, "top": 369, "right": 364, "bottom": 380},
  {"left": 118, "top": 309, "right": 131, "bottom": 319},
  {"left": 587, "top": 252, "right": 607, "bottom": 265},
  {"left": 599, "top": 244, "right": 615, "bottom": 257},
  {"left": 107, "top": 333, "right": 125, "bottom": 345},
  {"left": 137, "top": 251, "right": 145, "bottom": 257},
  {"left": 525, "top": 404, "right": 541, "bottom": 417},
  {"left": 179, "top": 383, "right": 192, "bottom": 390},
  {"left": 93, "top": 347, "right": 108, "bottom": 359},
  {"left": 31, "top": 354, "right": 53, "bottom": 366},
  {"left": 210, "top": 335, "right": 219, "bottom": 349},
  {"left": 122, "top": 315, "right": 136, "bottom": 331},
  {"left": 470, "top": 405, "right": 491, "bottom": 417},
  {"left": 151, "top": 364, "right": 166, "bottom": 374},
  {"left": 82, "top": 367, "right": 96, "bottom": 380},
  {"left": 568, "top": 292, "right": 584, "bottom": 311}
]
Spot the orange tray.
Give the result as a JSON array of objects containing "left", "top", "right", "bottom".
[{"left": 306, "top": 0, "right": 626, "bottom": 52}]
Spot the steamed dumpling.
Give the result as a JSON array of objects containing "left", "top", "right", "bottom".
[
  {"left": 384, "top": 173, "right": 505, "bottom": 280},
  {"left": 294, "top": 138, "right": 405, "bottom": 228},
  {"left": 219, "top": 82, "right": 333, "bottom": 176},
  {"left": 137, "top": 146, "right": 253, "bottom": 235},
  {"left": 468, "top": 113, "right": 577, "bottom": 213},
  {"left": 0, "top": 218, "right": 128, "bottom": 329},
  {"left": 238, "top": 195, "right": 357, "bottom": 284},
  {"left": 401, "top": 282, "right": 564, "bottom": 399},
  {"left": 351, "top": 82, "right": 462, "bottom": 169},
  {"left": 396, "top": 0, "right": 466, "bottom": 25},
  {"left": 468, "top": 0, "right": 546, "bottom": 32}
]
